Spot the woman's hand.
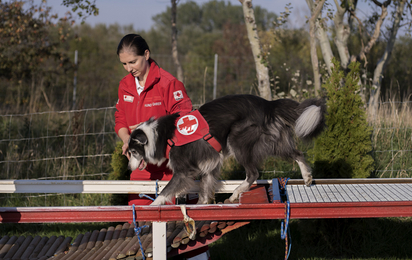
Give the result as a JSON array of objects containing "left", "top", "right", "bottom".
[
  {"left": 118, "top": 123, "right": 142, "bottom": 160},
  {"left": 129, "top": 122, "right": 142, "bottom": 131},
  {"left": 122, "top": 142, "right": 130, "bottom": 160},
  {"left": 117, "top": 127, "right": 131, "bottom": 160}
]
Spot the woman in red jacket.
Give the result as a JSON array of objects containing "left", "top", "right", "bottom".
[{"left": 115, "top": 34, "right": 193, "bottom": 205}]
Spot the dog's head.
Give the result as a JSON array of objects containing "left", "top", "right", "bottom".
[
  {"left": 128, "top": 117, "right": 164, "bottom": 171},
  {"left": 128, "top": 128, "right": 149, "bottom": 171}
]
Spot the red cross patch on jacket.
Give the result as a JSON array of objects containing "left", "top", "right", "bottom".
[{"left": 165, "top": 110, "right": 221, "bottom": 159}]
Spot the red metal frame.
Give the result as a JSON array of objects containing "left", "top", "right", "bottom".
[
  {"left": 2, "top": 183, "right": 412, "bottom": 223},
  {"left": 1, "top": 201, "right": 412, "bottom": 223}
]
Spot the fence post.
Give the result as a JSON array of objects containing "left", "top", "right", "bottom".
[
  {"left": 213, "top": 54, "right": 218, "bottom": 100},
  {"left": 73, "top": 50, "right": 78, "bottom": 110}
]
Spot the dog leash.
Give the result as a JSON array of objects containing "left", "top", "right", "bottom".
[
  {"left": 278, "top": 177, "right": 292, "bottom": 260},
  {"left": 138, "top": 179, "right": 159, "bottom": 201},
  {"left": 132, "top": 204, "right": 149, "bottom": 260},
  {"left": 180, "top": 205, "right": 196, "bottom": 240},
  {"left": 137, "top": 181, "right": 196, "bottom": 249}
]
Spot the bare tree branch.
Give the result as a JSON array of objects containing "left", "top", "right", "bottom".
[
  {"left": 368, "top": 0, "right": 405, "bottom": 119},
  {"left": 349, "top": 9, "right": 368, "bottom": 37},
  {"left": 171, "top": 0, "right": 184, "bottom": 82},
  {"left": 312, "top": 0, "right": 326, "bottom": 19},
  {"left": 348, "top": 9, "right": 368, "bottom": 64},
  {"left": 355, "top": 1, "right": 390, "bottom": 66},
  {"left": 306, "top": 0, "right": 334, "bottom": 74},
  {"left": 307, "top": 0, "right": 327, "bottom": 95},
  {"left": 371, "top": 0, "right": 383, "bottom": 7},
  {"left": 333, "top": 0, "right": 351, "bottom": 68},
  {"left": 240, "top": 0, "right": 272, "bottom": 100}
]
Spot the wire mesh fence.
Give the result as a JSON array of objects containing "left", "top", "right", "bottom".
[{"left": 0, "top": 107, "right": 117, "bottom": 181}]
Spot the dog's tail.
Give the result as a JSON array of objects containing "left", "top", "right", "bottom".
[{"left": 295, "top": 99, "right": 326, "bottom": 140}]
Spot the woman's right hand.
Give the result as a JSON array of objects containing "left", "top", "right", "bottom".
[
  {"left": 118, "top": 123, "right": 142, "bottom": 160},
  {"left": 122, "top": 142, "right": 130, "bottom": 160},
  {"left": 117, "top": 127, "right": 131, "bottom": 160}
]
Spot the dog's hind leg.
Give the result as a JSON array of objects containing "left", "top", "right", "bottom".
[
  {"left": 229, "top": 166, "right": 259, "bottom": 203},
  {"left": 295, "top": 154, "right": 313, "bottom": 186}
]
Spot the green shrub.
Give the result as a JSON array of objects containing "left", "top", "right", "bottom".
[
  {"left": 109, "top": 141, "right": 130, "bottom": 181},
  {"left": 309, "top": 58, "right": 374, "bottom": 178},
  {"left": 109, "top": 141, "right": 130, "bottom": 205}
]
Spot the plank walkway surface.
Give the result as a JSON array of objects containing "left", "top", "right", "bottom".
[{"left": 288, "top": 183, "right": 412, "bottom": 203}]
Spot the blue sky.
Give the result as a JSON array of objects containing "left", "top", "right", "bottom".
[
  {"left": 39, "top": 0, "right": 312, "bottom": 30},
  {"left": 32, "top": 0, "right": 376, "bottom": 32}
]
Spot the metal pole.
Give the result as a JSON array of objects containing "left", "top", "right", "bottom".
[
  {"left": 213, "top": 53, "right": 218, "bottom": 100},
  {"left": 73, "top": 50, "right": 78, "bottom": 109}
]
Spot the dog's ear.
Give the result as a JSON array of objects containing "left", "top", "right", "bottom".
[
  {"left": 130, "top": 129, "right": 148, "bottom": 146},
  {"left": 133, "top": 133, "right": 148, "bottom": 145},
  {"left": 147, "top": 117, "right": 156, "bottom": 123}
]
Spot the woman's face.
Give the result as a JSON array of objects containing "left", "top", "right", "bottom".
[{"left": 119, "top": 50, "right": 150, "bottom": 80}]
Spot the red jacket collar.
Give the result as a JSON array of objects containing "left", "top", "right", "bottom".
[
  {"left": 122, "top": 58, "right": 160, "bottom": 95},
  {"left": 145, "top": 58, "right": 161, "bottom": 89}
]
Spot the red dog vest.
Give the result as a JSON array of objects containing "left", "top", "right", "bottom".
[{"left": 165, "top": 110, "right": 221, "bottom": 159}]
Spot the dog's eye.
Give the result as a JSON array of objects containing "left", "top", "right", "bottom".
[{"left": 129, "top": 149, "right": 139, "bottom": 157}]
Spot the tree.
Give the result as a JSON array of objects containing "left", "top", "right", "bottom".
[
  {"left": 306, "top": 0, "right": 328, "bottom": 95},
  {"left": 264, "top": 28, "right": 313, "bottom": 99},
  {"left": 309, "top": 58, "right": 374, "bottom": 178},
  {"left": 0, "top": 0, "right": 72, "bottom": 112},
  {"left": 171, "top": 0, "right": 184, "bottom": 82},
  {"left": 149, "top": 1, "right": 277, "bottom": 100},
  {"left": 239, "top": 0, "right": 271, "bottom": 100},
  {"left": 69, "top": 23, "right": 126, "bottom": 108},
  {"left": 62, "top": 0, "right": 99, "bottom": 22},
  {"left": 304, "top": 0, "right": 408, "bottom": 114},
  {"left": 368, "top": 0, "right": 406, "bottom": 119}
]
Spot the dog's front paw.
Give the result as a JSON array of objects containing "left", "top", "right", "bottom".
[
  {"left": 228, "top": 193, "right": 240, "bottom": 203},
  {"left": 196, "top": 198, "right": 210, "bottom": 204},
  {"left": 304, "top": 174, "right": 313, "bottom": 187},
  {"left": 150, "top": 195, "right": 167, "bottom": 206}
]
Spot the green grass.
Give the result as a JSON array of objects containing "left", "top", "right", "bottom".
[
  {"left": 209, "top": 218, "right": 412, "bottom": 260},
  {"left": 0, "top": 193, "right": 114, "bottom": 207}
]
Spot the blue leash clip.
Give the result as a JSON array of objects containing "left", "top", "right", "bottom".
[{"left": 138, "top": 179, "right": 159, "bottom": 201}]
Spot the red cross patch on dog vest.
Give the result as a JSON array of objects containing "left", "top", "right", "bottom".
[{"left": 165, "top": 110, "right": 221, "bottom": 159}]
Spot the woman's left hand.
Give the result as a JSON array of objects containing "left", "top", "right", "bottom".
[{"left": 129, "top": 122, "right": 142, "bottom": 131}]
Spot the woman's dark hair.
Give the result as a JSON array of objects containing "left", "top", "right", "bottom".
[{"left": 117, "top": 34, "right": 150, "bottom": 56}]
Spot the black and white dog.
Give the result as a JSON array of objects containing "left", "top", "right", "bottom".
[{"left": 128, "top": 94, "right": 326, "bottom": 205}]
